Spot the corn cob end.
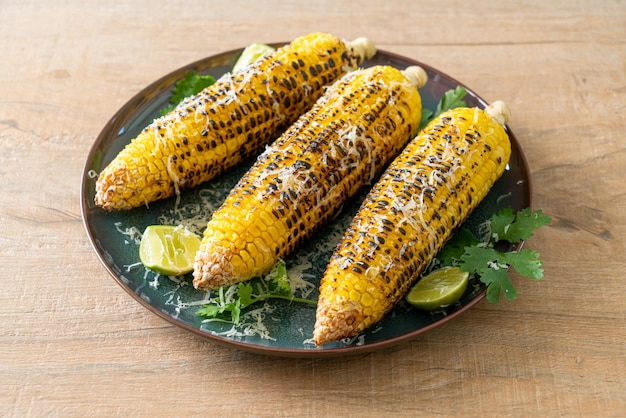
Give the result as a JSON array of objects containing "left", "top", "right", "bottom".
[
  {"left": 485, "top": 100, "right": 510, "bottom": 126},
  {"left": 193, "top": 246, "right": 235, "bottom": 290},
  {"left": 94, "top": 167, "right": 127, "bottom": 211},
  {"left": 95, "top": 164, "right": 144, "bottom": 211},
  {"left": 346, "top": 37, "right": 376, "bottom": 62},
  {"left": 402, "top": 66, "right": 428, "bottom": 89},
  {"left": 313, "top": 299, "right": 361, "bottom": 346}
]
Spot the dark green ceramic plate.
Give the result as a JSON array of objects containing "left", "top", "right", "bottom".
[{"left": 81, "top": 47, "right": 531, "bottom": 358}]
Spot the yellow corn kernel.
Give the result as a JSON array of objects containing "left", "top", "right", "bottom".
[
  {"left": 260, "top": 231, "right": 273, "bottom": 248},
  {"left": 265, "top": 225, "right": 281, "bottom": 243},
  {"left": 246, "top": 224, "right": 263, "bottom": 239},
  {"left": 360, "top": 292, "right": 374, "bottom": 308},
  {"left": 94, "top": 33, "right": 376, "bottom": 211},
  {"left": 230, "top": 254, "right": 244, "bottom": 269},
  {"left": 239, "top": 250, "right": 251, "bottom": 266},
  {"left": 313, "top": 101, "right": 512, "bottom": 346},
  {"left": 193, "top": 65, "right": 427, "bottom": 290}
]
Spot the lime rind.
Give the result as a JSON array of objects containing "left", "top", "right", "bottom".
[
  {"left": 406, "top": 266, "right": 470, "bottom": 311},
  {"left": 233, "top": 43, "right": 276, "bottom": 72}
]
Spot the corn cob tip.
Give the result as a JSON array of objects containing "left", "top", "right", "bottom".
[
  {"left": 94, "top": 166, "right": 136, "bottom": 211},
  {"left": 485, "top": 100, "right": 510, "bottom": 126},
  {"left": 402, "top": 66, "right": 428, "bottom": 89},
  {"left": 193, "top": 247, "right": 234, "bottom": 290},
  {"left": 346, "top": 37, "right": 376, "bottom": 62},
  {"left": 313, "top": 301, "right": 360, "bottom": 346}
]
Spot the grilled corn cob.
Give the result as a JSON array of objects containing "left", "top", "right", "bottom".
[
  {"left": 94, "top": 32, "right": 376, "bottom": 210},
  {"left": 193, "top": 65, "right": 428, "bottom": 290},
  {"left": 314, "top": 101, "right": 512, "bottom": 346}
]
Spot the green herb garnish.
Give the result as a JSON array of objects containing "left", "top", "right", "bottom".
[
  {"left": 160, "top": 71, "right": 216, "bottom": 115},
  {"left": 195, "top": 258, "right": 317, "bottom": 324},
  {"left": 419, "top": 86, "right": 468, "bottom": 130},
  {"left": 438, "top": 207, "right": 551, "bottom": 303}
]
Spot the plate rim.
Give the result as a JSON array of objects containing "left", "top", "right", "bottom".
[{"left": 80, "top": 47, "right": 532, "bottom": 358}]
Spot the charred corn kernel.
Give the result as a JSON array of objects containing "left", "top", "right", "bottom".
[
  {"left": 193, "top": 65, "right": 428, "bottom": 290},
  {"left": 94, "top": 33, "right": 376, "bottom": 211},
  {"left": 314, "top": 101, "right": 512, "bottom": 346}
]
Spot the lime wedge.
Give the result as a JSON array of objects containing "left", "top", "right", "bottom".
[
  {"left": 406, "top": 267, "right": 470, "bottom": 310},
  {"left": 139, "top": 225, "right": 201, "bottom": 276},
  {"left": 233, "top": 43, "right": 275, "bottom": 72}
]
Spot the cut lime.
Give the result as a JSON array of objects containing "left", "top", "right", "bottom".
[
  {"left": 406, "top": 267, "right": 470, "bottom": 310},
  {"left": 233, "top": 43, "right": 275, "bottom": 72},
  {"left": 139, "top": 225, "right": 201, "bottom": 276}
]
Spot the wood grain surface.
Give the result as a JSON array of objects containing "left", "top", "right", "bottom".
[{"left": 1, "top": 0, "right": 624, "bottom": 416}]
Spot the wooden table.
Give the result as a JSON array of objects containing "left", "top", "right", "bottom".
[{"left": 1, "top": 0, "right": 624, "bottom": 416}]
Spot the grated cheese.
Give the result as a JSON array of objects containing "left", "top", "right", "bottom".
[
  {"left": 287, "top": 261, "right": 316, "bottom": 299},
  {"left": 114, "top": 222, "right": 142, "bottom": 245}
]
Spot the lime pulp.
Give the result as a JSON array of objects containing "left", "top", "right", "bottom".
[
  {"left": 233, "top": 43, "right": 276, "bottom": 72},
  {"left": 406, "top": 266, "right": 470, "bottom": 310},
  {"left": 139, "top": 225, "right": 201, "bottom": 276}
]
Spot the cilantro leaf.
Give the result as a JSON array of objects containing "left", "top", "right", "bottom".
[
  {"left": 493, "top": 208, "right": 552, "bottom": 243},
  {"left": 489, "top": 206, "right": 516, "bottom": 242},
  {"left": 160, "top": 71, "right": 216, "bottom": 115},
  {"left": 236, "top": 283, "right": 255, "bottom": 308},
  {"left": 419, "top": 86, "right": 468, "bottom": 130},
  {"left": 420, "top": 108, "right": 434, "bottom": 129},
  {"left": 438, "top": 207, "right": 551, "bottom": 303},
  {"left": 436, "top": 86, "right": 469, "bottom": 116},
  {"left": 458, "top": 246, "right": 502, "bottom": 275},
  {"left": 170, "top": 71, "right": 216, "bottom": 103},
  {"left": 230, "top": 298, "right": 242, "bottom": 324},
  {"left": 482, "top": 268, "right": 519, "bottom": 302},
  {"left": 437, "top": 227, "right": 480, "bottom": 265},
  {"left": 265, "top": 258, "right": 291, "bottom": 297},
  {"left": 195, "top": 304, "right": 222, "bottom": 317},
  {"left": 459, "top": 246, "right": 518, "bottom": 302},
  {"left": 195, "top": 258, "right": 316, "bottom": 324},
  {"left": 195, "top": 291, "right": 242, "bottom": 324},
  {"left": 502, "top": 249, "right": 544, "bottom": 280}
]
